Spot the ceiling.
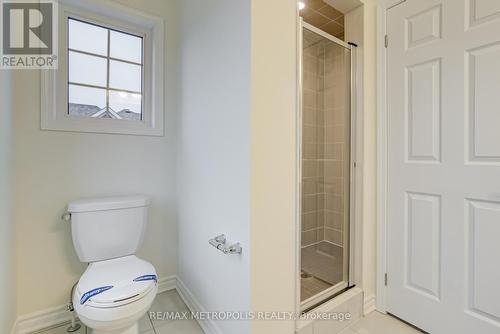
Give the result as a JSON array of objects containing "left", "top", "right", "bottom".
[
  {"left": 323, "top": 0, "right": 363, "bottom": 14},
  {"left": 299, "top": 0, "right": 344, "bottom": 39}
]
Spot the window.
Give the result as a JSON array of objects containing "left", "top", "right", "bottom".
[
  {"left": 41, "top": 0, "right": 164, "bottom": 136},
  {"left": 68, "top": 18, "right": 143, "bottom": 121}
]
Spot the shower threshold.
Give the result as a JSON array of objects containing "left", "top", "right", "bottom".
[{"left": 300, "top": 280, "right": 349, "bottom": 312}]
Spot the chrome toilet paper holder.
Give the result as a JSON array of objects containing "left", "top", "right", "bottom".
[{"left": 209, "top": 234, "right": 242, "bottom": 255}]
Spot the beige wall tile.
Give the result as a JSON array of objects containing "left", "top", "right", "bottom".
[
  {"left": 325, "top": 193, "right": 344, "bottom": 212},
  {"left": 301, "top": 29, "right": 350, "bottom": 250},
  {"left": 317, "top": 5, "right": 342, "bottom": 20},
  {"left": 302, "top": 212, "right": 319, "bottom": 231},
  {"left": 334, "top": 15, "right": 344, "bottom": 27},
  {"left": 302, "top": 196, "right": 316, "bottom": 214},
  {"left": 316, "top": 92, "right": 324, "bottom": 111},
  {"left": 303, "top": 44, "right": 319, "bottom": 57},
  {"left": 303, "top": 54, "right": 318, "bottom": 73},
  {"left": 304, "top": 12, "right": 330, "bottom": 27},
  {"left": 300, "top": 1, "right": 345, "bottom": 40},
  {"left": 301, "top": 230, "right": 316, "bottom": 246},
  {"left": 302, "top": 159, "right": 318, "bottom": 178},
  {"left": 302, "top": 125, "right": 317, "bottom": 144},
  {"left": 303, "top": 193, "right": 325, "bottom": 212},
  {"left": 303, "top": 143, "right": 317, "bottom": 159},
  {"left": 303, "top": 107, "right": 317, "bottom": 126},
  {"left": 303, "top": 0, "right": 329, "bottom": 11},
  {"left": 303, "top": 71, "right": 315, "bottom": 90},
  {"left": 301, "top": 228, "right": 324, "bottom": 246},
  {"left": 302, "top": 178, "right": 317, "bottom": 195},
  {"left": 316, "top": 109, "right": 324, "bottom": 127},
  {"left": 324, "top": 143, "right": 344, "bottom": 160},
  {"left": 324, "top": 210, "right": 344, "bottom": 230},
  {"left": 324, "top": 160, "right": 343, "bottom": 179},
  {"left": 303, "top": 91, "right": 317, "bottom": 109},
  {"left": 324, "top": 228, "right": 343, "bottom": 246}
]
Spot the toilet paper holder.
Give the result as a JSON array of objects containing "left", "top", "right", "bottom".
[{"left": 209, "top": 234, "right": 242, "bottom": 255}]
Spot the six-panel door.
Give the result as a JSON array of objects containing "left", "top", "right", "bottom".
[{"left": 387, "top": 0, "right": 500, "bottom": 333}]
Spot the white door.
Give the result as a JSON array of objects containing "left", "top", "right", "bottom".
[{"left": 387, "top": 0, "right": 500, "bottom": 333}]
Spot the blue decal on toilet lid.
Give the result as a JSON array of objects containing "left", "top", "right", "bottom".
[
  {"left": 80, "top": 286, "right": 113, "bottom": 305},
  {"left": 133, "top": 274, "right": 157, "bottom": 283}
]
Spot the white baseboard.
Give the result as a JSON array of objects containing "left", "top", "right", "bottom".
[
  {"left": 14, "top": 275, "right": 177, "bottom": 334},
  {"left": 10, "top": 319, "right": 18, "bottom": 334},
  {"left": 157, "top": 275, "right": 177, "bottom": 294},
  {"left": 363, "top": 294, "right": 376, "bottom": 315},
  {"left": 16, "top": 305, "right": 72, "bottom": 334},
  {"left": 176, "top": 278, "right": 223, "bottom": 334}
]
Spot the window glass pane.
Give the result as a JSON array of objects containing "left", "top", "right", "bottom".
[
  {"left": 109, "top": 91, "right": 142, "bottom": 120},
  {"left": 109, "top": 60, "right": 142, "bottom": 92},
  {"left": 110, "top": 30, "right": 142, "bottom": 64},
  {"left": 68, "top": 18, "right": 107, "bottom": 56},
  {"left": 69, "top": 51, "right": 107, "bottom": 87},
  {"left": 68, "top": 84, "right": 106, "bottom": 117}
]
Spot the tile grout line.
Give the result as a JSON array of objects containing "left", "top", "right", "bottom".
[{"left": 148, "top": 313, "right": 158, "bottom": 334}]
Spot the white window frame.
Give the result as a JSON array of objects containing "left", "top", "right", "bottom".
[{"left": 41, "top": 0, "right": 164, "bottom": 136}]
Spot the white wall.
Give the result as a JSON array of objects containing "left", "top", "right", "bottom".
[
  {"left": 0, "top": 69, "right": 17, "bottom": 334},
  {"left": 14, "top": 0, "right": 178, "bottom": 316},
  {"left": 250, "top": 0, "right": 298, "bottom": 333},
  {"left": 359, "top": 0, "right": 378, "bottom": 306},
  {"left": 345, "top": 0, "right": 378, "bottom": 309},
  {"left": 177, "top": 0, "right": 251, "bottom": 333}
]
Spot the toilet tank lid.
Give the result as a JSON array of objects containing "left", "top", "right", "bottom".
[{"left": 68, "top": 196, "right": 151, "bottom": 213}]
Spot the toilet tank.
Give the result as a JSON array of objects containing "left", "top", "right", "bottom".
[{"left": 67, "top": 196, "right": 151, "bottom": 263}]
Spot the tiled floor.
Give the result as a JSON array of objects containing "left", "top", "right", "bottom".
[
  {"left": 39, "top": 291, "right": 422, "bottom": 334},
  {"left": 301, "top": 273, "right": 332, "bottom": 301},
  {"left": 301, "top": 244, "right": 343, "bottom": 286},
  {"left": 340, "top": 311, "right": 424, "bottom": 334},
  {"left": 39, "top": 290, "right": 203, "bottom": 334},
  {"left": 301, "top": 243, "right": 344, "bottom": 302}
]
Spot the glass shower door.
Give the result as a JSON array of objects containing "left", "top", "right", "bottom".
[{"left": 300, "top": 22, "right": 352, "bottom": 310}]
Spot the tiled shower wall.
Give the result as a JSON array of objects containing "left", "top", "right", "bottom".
[{"left": 301, "top": 33, "right": 349, "bottom": 253}]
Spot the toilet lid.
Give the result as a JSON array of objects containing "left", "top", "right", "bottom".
[{"left": 77, "top": 255, "right": 157, "bottom": 308}]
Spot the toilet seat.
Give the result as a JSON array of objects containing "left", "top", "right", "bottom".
[
  {"left": 73, "top": 255, "right": 158, "bottom": 332},
  {"left": 76, "top": 255, "right": 157, "bottom": 309}
]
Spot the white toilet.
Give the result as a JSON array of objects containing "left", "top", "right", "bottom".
[{"left": 68, "top": 196, "right": 158, "bottom": 334}]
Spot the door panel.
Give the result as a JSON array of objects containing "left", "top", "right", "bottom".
[
  {"left": 466, "top": 199, "right": 500, "bottom": 324},
  {"left": 406, "top": 59, "right": 441, "bottom": 162},
  {"left": 405, "top": 192, "right": 441, "bottom": 300},
  {"left": 467, "top": 43, "right": 500, "bottom": 162},
  {"left": 387, "top": 0, "right": 500, "bottom": 333}
]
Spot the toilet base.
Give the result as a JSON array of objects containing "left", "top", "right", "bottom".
[{"left": 89, "top": 322, "right": 138, "bottom": 334}]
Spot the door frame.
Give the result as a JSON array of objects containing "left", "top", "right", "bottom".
[{"left": 376, "top": 0, "right": 408, "bottom": 314}]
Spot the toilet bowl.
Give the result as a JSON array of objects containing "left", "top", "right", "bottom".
[{"left": 68, "top": 196, "right": 156, "bottom": 334}]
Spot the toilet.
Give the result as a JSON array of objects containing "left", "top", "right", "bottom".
[{"left": 67, "top": 196, "right": 158, "bottom": 334}]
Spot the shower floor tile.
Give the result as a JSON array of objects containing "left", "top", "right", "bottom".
[
  {"left": 301, "top": 275, "right": 333, "bottom": 301},
  {"left": 301, "top": 242, "right": 343, "bottom": 285}
]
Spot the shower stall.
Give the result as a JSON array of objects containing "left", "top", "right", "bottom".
[{"left": 299, "top": 21, "right": 355, "bottom": 311}]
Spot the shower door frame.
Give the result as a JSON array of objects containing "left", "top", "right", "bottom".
[{"left": 297, "top": 20, "right": 358, "bottom": 312}]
